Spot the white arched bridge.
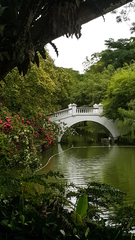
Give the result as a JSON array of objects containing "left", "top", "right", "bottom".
[{"left": 49, "top": 103, "right": 120, "bottom": 142}]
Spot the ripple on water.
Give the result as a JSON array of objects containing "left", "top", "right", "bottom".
[{"left": 40, "top": 144, "right": 135, "bottom": 205}]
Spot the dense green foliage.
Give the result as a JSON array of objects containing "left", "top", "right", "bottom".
[
  {"left": 65, "top": 65, "right": 114, "bottom": 107},
  {"left": 85, "top": 36, "right": 135, "bottom": 71},
  {"left": 116, "top": 100, "right": 135, "bottom": 142},
  {"left": 103, "top": 63, "right": 135, "bottom": 120},
  {"left": 99, "top": 37, "right": 135, "bottom": 69},
  {"left": 0, "top": 170, "right": 135, "bottom": 240},
  {"left": 0, "top": 52, "right": 71, "bottom": 117}
]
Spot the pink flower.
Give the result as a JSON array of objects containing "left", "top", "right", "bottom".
[
  {"left": 24, "top": 132, "right": 27, "bottom": 135},
  {"left": 43, "top": 211, "right": 49, "bottom": 217},
  {"left": 16, "top": 149, "right": 18, "bottom": 151},
  {"left": 22, "top": 119, "right": 25, "bottom": 124},
  {"left": 0, "top": 120, "right": 2, "bottom": 124},
  {"left": 0, "top": 103, "right": 2, "bottom": 106}
]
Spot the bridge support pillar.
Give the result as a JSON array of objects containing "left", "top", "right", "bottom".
[
  {"left": 68, "top": 103, "right": 77, "bottom": 116},
  {"left": 58, "top": 135, "right": 62, "bottom": 143},
  {"left": 72, "top": 103, "right": 77, "bottom": 116}
]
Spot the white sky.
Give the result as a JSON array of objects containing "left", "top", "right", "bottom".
[{"left": 47, "top": 9, "right": 134, "bottom": 73}]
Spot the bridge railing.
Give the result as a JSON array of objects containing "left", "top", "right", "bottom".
[
  {"left": 76, "top": 107, "right": 99, "bottom": 114},
  {"left": 49, "top": 103, "right": 103, "bottom": 121},
  {"left": 49, "top": 107, "right": 72, "bottom": 119}
]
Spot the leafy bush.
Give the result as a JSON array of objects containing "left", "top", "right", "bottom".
[
  {"left": 0, "top": 104, "right": 58, "bottom": 172},
  {"left": 0, "top": 170, "right": 135, "bottom": 240}
]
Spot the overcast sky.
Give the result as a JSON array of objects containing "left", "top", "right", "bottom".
[{"left": 47, "top": 10, "right": 134, "bottom": 73}]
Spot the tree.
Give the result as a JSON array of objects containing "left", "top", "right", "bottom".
[
  {"left": 63, "top": 68, "right": 83, "bottom": 106},
  {"left": 116, "top": 100, "right": 135, "bottom": 142},
  {"left": 0, "top": 52, "right": 71, "bottom": 117},
  {"left": 103, "top": 63, "right": 135, "bottom": 120},
  {"left": 84, "top": 36, "right": 135, "bottom": 72},
  {"left": 0, "top": 0, "right": 131, "bottom": 79},
  {"left": 68, "top": 65, "right": 114, "bottom": 107},
  {"left": 83, "top": 53, "right": 105, "bottom": 73},
  {"left": 100, "top": 37, "right": 135, "bottom": 69}
]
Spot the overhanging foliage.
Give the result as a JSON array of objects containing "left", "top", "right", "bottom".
[{"left": 0, "top": 0, "right": 132, "bottom": 79}]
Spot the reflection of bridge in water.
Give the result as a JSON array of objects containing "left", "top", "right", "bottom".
[{"left": 49, "top": 103, "right": 120, "bottom": 142}]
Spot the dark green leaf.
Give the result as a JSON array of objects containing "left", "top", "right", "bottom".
[{"left": 76, "top": 193, "right": 88, "bottom": 218}]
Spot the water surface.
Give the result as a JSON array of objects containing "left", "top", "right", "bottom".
[{"left": 39, "top": 140, "right": 135, "bottom": 205}]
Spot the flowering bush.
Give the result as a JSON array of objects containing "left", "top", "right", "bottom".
[
  {"left": 29, "top": 112, "right": 56, "bottom": 148},
  {"left": 0, "top": 104, "right": 58, "bottom": 172}
]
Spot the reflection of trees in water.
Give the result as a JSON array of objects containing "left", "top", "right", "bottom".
[
  {"left": 41, "top": 141, "right": 135, "bottom": 204},
  {"left": 62, "top": 122, "right": 108, "bottom": 145},
  {"left": 102, "top": 147, "right": 135, "bottom": 204},
  {"left": 55, "top": 145, "right": 114, "bottom": 186}
]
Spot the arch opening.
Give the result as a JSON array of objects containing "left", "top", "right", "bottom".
[{"left": 59, "top": 120, "right": 114, "bottom": 143}]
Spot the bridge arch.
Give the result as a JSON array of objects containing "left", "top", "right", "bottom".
[{"left": 49, "top": 103, "right": 120, "bottom": 142}]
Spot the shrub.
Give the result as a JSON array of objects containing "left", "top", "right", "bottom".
[{"left": 0, "top": 104, "right": 57, "bottom": 172}]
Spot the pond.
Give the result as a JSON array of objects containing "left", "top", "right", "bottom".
[{"left": 38, "top": 134, "right": 135, "bottom": 205}]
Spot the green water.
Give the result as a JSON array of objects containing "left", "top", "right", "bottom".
[{"left": 39, "top": 135, "right": 135, "bottom": 205}]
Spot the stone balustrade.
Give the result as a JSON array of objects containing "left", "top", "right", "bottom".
[{"left": 49, "top": 103, "right": 103, "bottom": 121}]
